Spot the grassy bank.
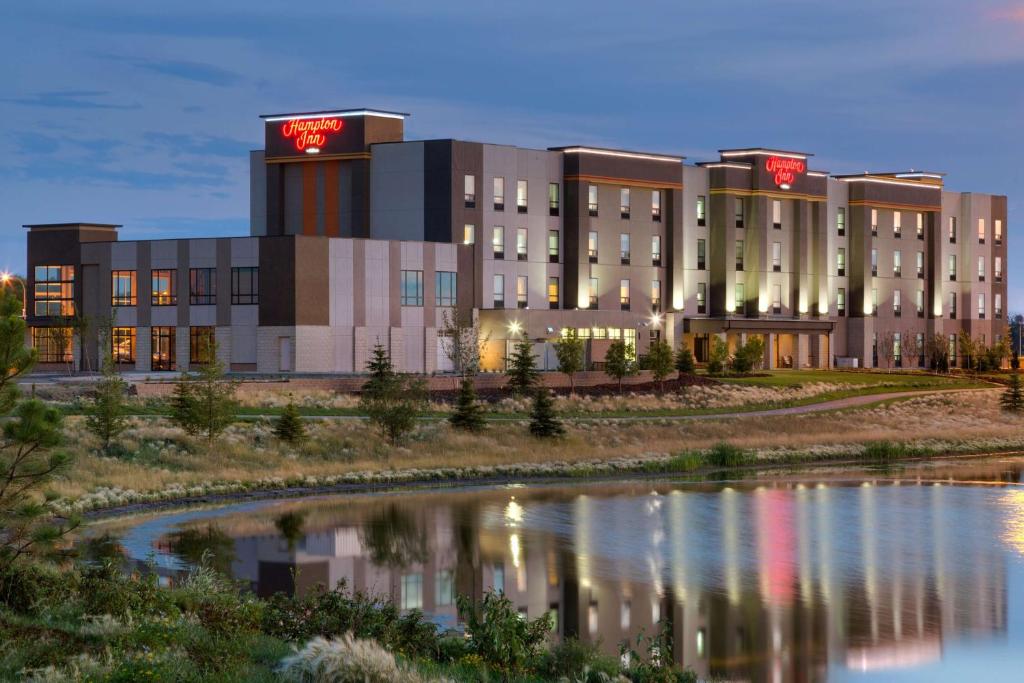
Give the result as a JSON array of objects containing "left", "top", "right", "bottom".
[{"left": 48, "top": 389, "right": 1024, "bottom": 514}]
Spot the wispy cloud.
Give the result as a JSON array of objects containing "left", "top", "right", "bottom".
[
  {"left": 99, "top": 54, "right": 243, "bottom": 86},
  {"left": 1, "top": 90, "right": 139, "bottom": 109},
  {"left": 143, "top": 131, "right": 253, "bottom": 158}
]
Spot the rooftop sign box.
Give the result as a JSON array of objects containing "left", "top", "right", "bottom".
[
  {"left": 261, "top": 109, "right": 407, "bottom": 160},
  {"left": 765, "top": 155, "right": 805, "bottom": 190}
]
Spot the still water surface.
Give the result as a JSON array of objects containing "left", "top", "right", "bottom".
[{"left": 91, "top": 457, "right": 1024, "bottom": 682}]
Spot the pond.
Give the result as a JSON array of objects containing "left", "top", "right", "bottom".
[{"left": 87, "top": 456, "right": 1024, "bottom": 682}]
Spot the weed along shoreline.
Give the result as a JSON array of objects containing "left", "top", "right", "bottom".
[{"left": 76, "top": 441, "right": 1024, "bottom": 521}]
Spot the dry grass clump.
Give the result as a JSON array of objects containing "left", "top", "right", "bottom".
[{"left": 278, "top": 634, "right": 448, "bottom": 683}]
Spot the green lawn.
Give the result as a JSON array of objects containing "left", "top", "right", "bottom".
[{"left": 717, "top": 369, "right": 989, "bottom": 389}]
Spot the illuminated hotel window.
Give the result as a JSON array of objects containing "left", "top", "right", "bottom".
[
  {"left": 151, "top": 326, "right": 175, "bottom": 371},
  {"left": 231, "top": 267, "right": 258, "bottom": 305},
  {"left": 893, "top": 211, "right": 902, "bottom": 238},
  {"left": 916, "top": 212, "right": 924, "bottom": 239},
  {"left": 894, "top": 332, "right": 902, "bottom": 365},
  {"left": 463, "top": 224, "right": 475, "bottom": 245},
  {"left": 651, "top": 279, "right": 661, "bottom": 311},
  {"left": 697, "top": 282, "right": 706, "bottom": 314},
  {"left": 734, "top": 282, "right": 744, "bottom": 314},
  {"left": 837, "top": 288, "right": 846, "bottom": 316},
  {"left": 548, "top": 230, "right": 559, "bottom": 263},
  {"left": 588, "top": 231, "right": 598, "bottom": 262},
  {"left": 547, "top": 277, "right": 559, "bottom": 309},
  {"left": 836, "top": 207, "right": 846, "bottom": 236},
  {"left": 772, "top": 284, "right": 782, "bottom": 314},
  {"left": 772, "top": 199, "right": 781, "bottom": 229},
  {"left": 995, "top": 219, "right": 1003, "bottom": 244},
  {"left": 697, "top": 239, "right": 706, "bottom": 270},
  {"left": 588, "top": 277, "right": 599, "bottom": 310},
  {"left": 734, "top": 197, "right": 744, "bottom": 228},
  {"left": 651, "top": 235, "right": 661, "bottom": 266},
  {"left": 548, "top": 183, "right": 559, "bottom": 216},
  {"left": 111, "top": 270, "right": 137, "bottom": 307},
  {"left": 651, "top": 190, "right": 661, "bottom": 221},
  {"left": 893, "top": 250, "right": 901, "bottom": 278},
  {"left": 151, "top": 269, "right": 176, "bottom": 306},
  {"left": 33, "top": 265, "right": 74, "bottom": 316},
  {"left": 893, "top": 289, "right": 902, "bottom": 317},
  {"left": 189, "top": 326, "right": 215, "bottom": 364},
  {"left": 619, "top": 279, "right": 630, "bottom": 311},
  {"left": 620, "top": 188, "right": 630, "bottom": 219},
  {"left": 493, "top": 274, "right": 505, "bottom": 309},
  {"left": 620, "top": 233, "right": 630, "bottom": 264},
  {"left": 517, "top": 180, "right": 528, "bottom": 213},
  {"left": 401, "top": 574, "right": 423, "bottom": 611},
  {"left": 772, "top": 241, "right": 781, "bottom": 272},
  {"left": 735, "top": 240, "right": 744, "bottom": 271},
  {"left": 949, "top": 291, "right": 957, "bottom": 319},
  {"left": 696, "top": 195, "right": 706, "bottom": 226},
  {"left": 871, "top": 209, "right": 878, "bottom": 236},
  {"left": 400, "top": 270, "right": 424, "bottom": 306},
  {"left": 464, "top": 174, "right": 475, "bottom": 207},
  {"left": 837, "top": 248, "right": 846, "bottom": 276},
  {"left": 916, "top": 289, "right": 924, "bottom": 317},
  {"left": 31, "top": 327, "right": 72, "bottom": 363},
  {"left": 492, "top": 226, "right": 505, "bottom": 259},
  {"left": 112, "top": 327, "right": 136, "bottom": 364},
  {"left": 493, "top": 177, "right": 505, "bottom": 211},
  {"left": 435, "top": 271, "right": 457, "bottom": 307},
  {"left": 517, "top": 275, "right": 528, "bottom": 309},
  {"left": 978, "top": 293, "right": 986, "bottom": 319},
  {"left": 871, "top": 288, "right": 878, "bottom": 316},
  {"left": 978, "top": 218, "right": 986, "bottom": 244},
  {"left": 978, "top": 256, "right": 986, "bottom": 282},
  {"left": 948, "top": 254, "right": 957, "bottom": 281},
  {"left": 516, "top": 228, "right": 528, "bottom": 261},
  {"left": 917, "top": 251, "right": 924, "bottom": 278},
  {"left": 996, "top": 293, "right": 1003, "bottom": 318},
  {"left": 189, "top": 268, "right": 216, "bottom": 305},
  {"left": 995, "top": 256, "right": 1003, "bottom": 281},
  {"left": 588, "top": 185, "right": 599, "bottom": 216},
  {"left": 948, "top": 216, "right": 957, "bottom": 243},
  {"left": 871, "top": 249, "right": 878, "bottom": 277},
  {"left": 436, "top": 570, "right": 454, "bottom": 607}
]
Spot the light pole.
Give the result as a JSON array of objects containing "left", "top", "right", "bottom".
[{"left": 0, "top": 271, "right": 26, "bottom": 318}]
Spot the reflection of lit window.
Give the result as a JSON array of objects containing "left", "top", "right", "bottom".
[
  {"left": 697, "top": 628, "right": 706, "bottom": 657},
  {"left": 401, "top": 573, "right": 423, "bottom": 610},
  {"left": 492, "top": 563, "right": 505, "bottom": 595},
  {"left": 588, "top": 602, "right": 599, "bottom": 635},
  {"left": 111, "top": 270, "right": 137, "bottom": 306},
  {"left": 651, "top": 598, "right": 661, "bottom": 625},
  {"left": 620, "top": 600, "right": 631, "bottom": 630},
  {"left": 435, "top": 570, "right": 454, "bottom": 607}
]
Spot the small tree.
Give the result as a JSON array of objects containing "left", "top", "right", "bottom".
[
  {"left": 170, "top": 342, "right": 237, "bottom": 443},
  {"left": 360, "top": 343, "right": 427, "bottom": 445},
  {"left": 604, "top": 339, "right": 636, "bottom": 393},
  {"left": 958, "top": 330, "right": 977, "bottom": 371},
  {"left": 505, "top": 337, "right": 539, "bottom": 396},
  {"left": 85, "top": 329, "right": 128, "bottom": 454},
  {"left": 450, "top": 377, "right": 486, "bottom": 432},
  {"left": 1001, "top": 371, "right": 1023, "bottom": 413},
  {"left": 457, "top": 591, "right": 553, "bottom": 674},
  {"left": 529, "top": 387, "right": 564, "bottom": 438},
  {"left": 46, "top": 321, "right": 74, "bottom": 375},
  {"left": 707, "top": 336, "right": 729, "bottom": 375},
  {"left": 675, "top": 345, "right": 696, "bottom": 376},
  {"left": 901, "top": 330, "right": 922, "bottom": 369},
  {"left": 730, "top": 336, "right": 765, "bottom": 374},
  {"left": 439, "top": 309, "right": 490, "bottom": 385},
  {"left": 646, "top": 339, "right": 675, "bottom": 392},
  {"left": 926, "top": 333, "right": 949, "bottom": 372},
  {"left": 878, "top": 331, "right": 897, "bottom": 372},
  {"left": 274, "top": 399, "right": 307, "bottom": 444},
  {"left": 553, "top": 329, "right": 585, "bottom": 396},
  {"left": 71, "top": 314, "right": 93, "bottom": 373}
]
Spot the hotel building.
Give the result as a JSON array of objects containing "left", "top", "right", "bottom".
[{"left": 24, "top": 108, "right": 1009, "bottom": 373}]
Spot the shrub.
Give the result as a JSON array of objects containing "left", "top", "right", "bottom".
[
  {"left": 674, "top": 347, "right": 695, "bottom": 375},
  {"left": 730, "top": 337, "right": 765, "bottom": 374},
  {"left": 0, "top": 560, "right": 74, "bottom": 614},
  {"left": 705, "top": 442, "right": 751, "bottom": 468},
  {"left": 706, "top": 337, "right": 728, "bottom": 376},
  {"left": 537, "top": 638, "right": 621, "bottom": 681},
  {"left": 360, "top": 344, "right": 427, "bottom": 446},
  {"left": 456, "top": 590, "right": 552, "bottom": 675},
  {"left": 277, "top": 634, "right": 446, "bottom": 683}
]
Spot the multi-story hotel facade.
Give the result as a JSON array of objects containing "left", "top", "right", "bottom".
[{"left": 24, "top": 108, "right": 1009, "bottom": 374}]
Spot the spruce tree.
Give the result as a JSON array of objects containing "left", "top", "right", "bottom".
[
  {"left": 505, "top": 338, "right": 539, "bottom": 396},
  {"left": 1001, "top": 371, "right": 1023, "bottom": 413},
  {"left": 675, "top": 346, "right": 696, "bottom": 376},
  {"left": 85, "top": 340, "right": 128, "bottom": 454},
  {"left": 274, "top": 400, "right": 307, "bottom": 444},
  {"left": 360, "top": 343, "right": 427, "bottom": 445},
  {"left": 449, "top": 377, "right": 486, "bottom": 432},
  {"left": 170, "top": 343, "right": 237, "bottom": 443},
  {"left": 529, "top": 387, "right": 564, "bottom": 438}
]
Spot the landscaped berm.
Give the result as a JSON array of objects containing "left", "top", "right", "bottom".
[{"left": 3, "top": 284, "right": 1024, "bottom": 681}]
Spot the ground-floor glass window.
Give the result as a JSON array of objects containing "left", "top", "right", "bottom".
[{"left": 151, "top": 326, "right": 176, "bottom": 371}]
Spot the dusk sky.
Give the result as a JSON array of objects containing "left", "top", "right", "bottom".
[{"left": 2, "top": 1, "right": 1021, "bottom": 310}]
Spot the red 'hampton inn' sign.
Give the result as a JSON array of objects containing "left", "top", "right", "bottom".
[
  {"left": 765, "top": 155, "right": 806, "bottom": 190},
  {"left": 280, "top": 117, "right": 344, "bottom": 153}
]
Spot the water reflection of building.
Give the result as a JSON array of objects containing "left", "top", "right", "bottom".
[{"left": 152, "top": 477, "right": 1008, "bottom": 682}]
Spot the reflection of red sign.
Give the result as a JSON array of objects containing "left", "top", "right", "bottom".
[
  {"left": 765, "top": 156, "right": 805, "bottom": 189},
  {"left": 281, "top": 117, "right": 344, "bottom": 153}
]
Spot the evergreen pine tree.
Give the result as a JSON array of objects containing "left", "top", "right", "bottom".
[
  {"left": 169, "top": 342, "right": 237, "bottom": 443},
  {"left": 449, "top": 377, "right": 486, "bottom": 432},
  {"left": 529, "top": 387, "right": 564, "bottom": 438},
  {"left": 274, "top": 399, "right": 307, "bottom": 444},
  {"left": 85, "top": 339, "right": 128, "bottom": 454},
  {"left": 1001, "top": 371, "right": 1023, "bottom": 413},
  {"left": 675, "top": 346, "right": 696, "bottom": 376},
  {"left": 505, "top": 338, "right": 539, "bottom": 396},
  {"left": 359, "top": 342, "right": 427, "bottom": 445}
]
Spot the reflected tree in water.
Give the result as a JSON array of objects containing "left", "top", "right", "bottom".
[
  {"left": 168, "top": 524, "right": 235, "bottom": 575},
  {"left": 275, "top": 510, "right": 307, "bottom": 551},
  {"left": 358, "top": 504, "right": 427, "bottom": 568},
  {"left": 78, "top": 532, "right": 124, "bottom": 566}
]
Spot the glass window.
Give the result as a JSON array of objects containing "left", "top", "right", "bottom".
[
  {"left": 735, "top": 197, "right": 744, "bottom": 227},
  {"left": 894, "top": 332, "right": 902, "bottom": 363},
  {"left": 231, "top": 267, "right": 258, "bottom": 305},
  {"left": 916, "top": 289, "right": 924, "bottom": 315},
  {"left": 872, "top": 288, "right": 878, "bottom": 315},
  {"left": 588, "top": 277, "right": 598, "bottom": 309},
  {"left": 111, "top": 270, "right": 137, "bottom": 307},
  {"left": 697, "top": 282, "right": 706, "bottom": 313},
  {"left": 996, "top": 293, "right": 1003, "bottom": 317},
  {"left": 837, "top": 207, "right": 846, "bottom": 235},
  {"left": 588, "top": 231, "right": 598, "bottom": 260},
  {"left": 463, "top": 224, "right": 475, "bottom": 245},
  {"left": 151, "top": 269, "right": 176, "bottom": 306},
  {"left": 995, "top": 219, "right": 1003, "bottom": 243},
  {"left": 894, "top": 288, "right": 902, "bottom": 315},
  {"left": 735, "top": 240, "right": 744, "bottom": 271},
  {"left": 696, "top": 195, "right": 706, "bottom": 225},
  {"left": 651, "top": 235, "right": 661, "bottom": 265},
  {"left": 772, "top": 284, "right": 782, "bottom": 313},
  {"left": 837, "top": 248, "right": 846, "bottom": 275},
  {"left": 619, "top": 279, "right": 630, "bottom": 309},
  {"left": 464, "top": 175, "right": 475, "bottom": 206},
  {"left": 652, "top": 279, "right": 661, "bottom": 309},
  {"left": 400, "top": 270, "right": 423, "bottom": 306},
  {"left": 493, "top": 177, "right": 505, "bottom": 209},
  {"left": 620, "top": 233, "right": 630, "bottom": 262},
  {"left": 837, "top": 288, "right": 846, "bottom": 315},
  {"left": 871, "top": 209, "right": 878, "bottom": 234},
  {"left": 949, "top": 290, "right": 957, "bottom": 317},
  {"left": 516, "top": 180, "right": 528, "bottom": 211},
  {"left": 189, "top": 268, "right": 216, "bottom": 305},
  {"left": 547, "top": 277, "right": 559, "bottom": 308},
  {"left": 548, "top": 230, "right": 559, "bottom": 262},
  {"left": 734, "top": 282, "right": 744, "bottom": 314},
  {"left": 948, "top": 334, "right": 956, "bottom": 361},
  {"left": 492, "top": 226, "right": 505, "bottom": 258},
  {"left": 948, "top": 216, "right": 957, "bottom": 242},
  {"left": 588, "top": 185, "right": 598, "bottom": 215},
  {"left": 893, "top": 250, "right": 901, "bottom": 276},
  {"left": 517, "top": 275, "right": 528, "bottom": 308},
  {"left": 917, "top": 251, "right": 924, "bottom": 277},
  {"left": 620, "top": 188, "right": 630, "bottom": 218},
  {"left": 978, "top": 256, "right": 986, "bottom": 281},
  {"left": 995, "top": 256, "right": 1003, "bottom": 280},
  {"left": 916, "top": 212, "right": 924, "bottom": 238},
  {"left": 33, "top": 265, "right": 75, "bottom": 316},
  {"left": 493, "top": 274, "right": 505, "bottom": 308},
  {"left": 978, "top": 218, "right": 985, "bottom": 243},
  {"left": 948, "top": 254, "right": 957, "bottom": 280},
  {"left": 112, "top": 327, "right": 136, "bottom": 364},
  {"left": 435, "top": 271, "right": 457, "bottom": 307},
  {"left": 516, "top": 228, "right": 528, "bottom": 260},
  {"left": 436, "top": 570, "right": 454, "bottom": 607},
  {"left": 31, "top": 327, "right": 72, "bottom": 363},
  {"left": 893, "top": 211, "right": 902, "bottom": 237},
  {"left": 978, "top": 293, "right": 986, "bottom": 318},
  {"left": 871, "top": 249, "right": 878, "bottom": 276},
  {"left": 189, "top": 326, "right": 215, "bottom": 364},
  {"left": 697, "top": 239, "right": 706, "bottom": 270},
  {"left": 401, "top": 574, "right": 423, "bottom": 611},
  {"left": 772, "top": 242, "right": 781, "bottom": 271},
  {"left": 772, "top": 200, "right": 781, "bottom": 228},
  {"left": 651, "top": 190, "right": 661, "bottom": 220},
  {"left": 548, "top": 183, "right": 559, "bottom": 215},
  {"left": 151, "top": 326, "right": 176, "bottom": 371}
]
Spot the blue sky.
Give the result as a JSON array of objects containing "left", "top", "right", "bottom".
[{"left": 2, "top": 1, "right": 1021, "bottom": 310}]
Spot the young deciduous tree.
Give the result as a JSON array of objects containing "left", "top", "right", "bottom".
[
  {"left": 604, "top": 339, "right": 636, "bottom": 393},
  {"left": 553, "top": 329, "right": 585, "bottom": 396},
  {"left": 901, "top": 331, "right": 922, "bottom": 370},
  {"left": 878, "top": 332, "right": 897, "bottom": 372},
  {"left": 274, "top": 399, "right": 307, "bottom": 444},
  {"left": 449, "top": 377, "right": 486, "bottom": 432},
  {"left": 505, "top": 338, "right": 539, "bottom": 396},
  {"left": 170, "top": 342, "right": 238, "bottom": 443},
  {"left": 438, "top": 309, "right": 489, "bottom": 385},
  {"left": 706, "top": 336, "right": 729, "bottom": 376},
  {"left": 729, "top": 336, "right": 765, "bottom": 374},
  {"left": 958, "top": 330, "right": 977, "bottom": 371},
  {"left": 85, "top": 327, "right": 128, "bottom": 454},
  {"left": 528, "top": 387, "right": 564, "bottom": 439},
  {"left": 359, "top": 342, "right": 427, "bottom": 445},
  {"left": 926, "top": 333, "right": 949, "bottom": 372},
  {"left": 646, "top": 339, "right": 675, "bottom": 392},
  {"left": 46, "top": 321, "right": 74, "bottom": 375}
]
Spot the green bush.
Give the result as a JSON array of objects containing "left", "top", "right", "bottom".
[
  {"left": 0, "top": 561, "right": 75, "bottom": 614},
  {"left": 861, "top": 441, "right": 915, "bottom": 462},
  {"left": 706, "top": 442, "right": 752, "bottom": 468},
  {"left": 456, "top": 590, "right": 552, "bottom": 675},
  {"left": 537, "top": 638, "right": 621, "bottom": 681}
]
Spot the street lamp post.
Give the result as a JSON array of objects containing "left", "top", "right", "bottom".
[{"left": 0, "top": 272, "right": 26, "bottom": 318}]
